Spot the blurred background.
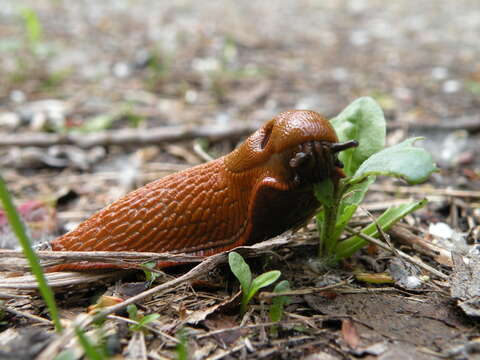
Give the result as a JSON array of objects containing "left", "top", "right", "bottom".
[{"left": 0, "top": 0, "right": 479, "bottom": 244}]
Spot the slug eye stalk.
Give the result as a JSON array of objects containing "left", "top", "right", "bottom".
[{"left": 330, "top": 140, "right": 359, "bottom": 153}]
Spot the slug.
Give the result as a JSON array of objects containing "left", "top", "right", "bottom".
[{"left": 50, "top": 110, "right": 357, "bottom": 270}]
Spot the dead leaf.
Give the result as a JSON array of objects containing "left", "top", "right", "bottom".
[
  {"left": 341, "top": 319, "right": 360, "bottom": 349},
  {"left": 451, "top": 253, "right": 480, "bottom": 317}
]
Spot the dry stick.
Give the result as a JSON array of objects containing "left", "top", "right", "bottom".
[
  {"left": 345, "top": 226, "right": 449, "bottom": 280},
  {"left": 0, "top": 123, "right": 259, "bottom": 148},
  {"left": 0, "top": 292, "right": 30, "bottom": 299},
  {"left": 107, "top": 315, "right": 179, "bottom": 344},
  {"left": 389, "top": 225, "right": 454, "bottom": 267},
  {"left": 259, "top": 281, "right": 349, "bottom": 300},
  {"left": 2, "top": 117, "right": 479, "bottom": 149},
  {"left": 387, "top": 117, "right": 480, "bottom": 133},
  {"left": 370, "top": 184, "right": 480, "bottom": 199},
  {"left": 0, "top": 304, "right": 52, "bottom": 325},
  {"left": 0, "top": 249, "right": 205, "bottom": 271}
]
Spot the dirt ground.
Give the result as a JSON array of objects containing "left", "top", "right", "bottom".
[{"left": 0, "top": 1, "right": 479, "bottom": 359}]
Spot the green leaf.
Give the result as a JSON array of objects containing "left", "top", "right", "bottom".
[
  {"left": 131, "top": 313, "right": 161, "bottom": 331},
  {"left": 76, "top": 114, "right": 117, "bottom": 133},
  {"left": 75, "top": 326, "right": 105, "bottom": 360},
  {"left": 333, "top": 176, "right": 376, "bottom": 240},
  {"left": 127, "top": 304, "right": 138, "bottom": 322},
  {"left": 138, "top": 313, "right": 160, "bottom": 326},
  {"left": 330, "top": 97, "right": 386, "bottom": 176},
  {"left": 228, "top": 252, "right": 252, "bottom": 293},
  {"left": 246, "top": 270, "right": 281, "bottom": 305},
  {"left": 54, "top": 350, "right": 76, "bottom": 360},
  {"left": 269, "top": 280, "right": 291, "bottom": 322},
  {"left": 21, "top": 8, "right": 43, "bottom": 47},
  {"left": 350, "top": 137, "right": 438, "bottom": 185},
  {"left": 142, "top": 261, "right": 159, "bottom": 283},
  {"left": 313, "top": 178, "right": 335, "bottom": 207},
  {"left": 335, "top": 199, "right": 427, "bottom": 260},
  {"left": 176, "top": 329, "right": 188, "bottom": 360}
]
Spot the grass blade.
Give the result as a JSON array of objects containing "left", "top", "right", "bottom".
[{"left": 0, "top": 175, "right": 63, "bottom": 332}]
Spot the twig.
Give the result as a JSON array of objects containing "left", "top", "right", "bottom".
[
  {"left": 389, "top": 225, "right": 454, "bottom": 267},
  {"left": 193, "top": 141, "right": 214, "bottom": 162},
  {"left": 370, "top": 184, "right": 480, "bottom": 199},
  {"left": 387, "top": 117, "right": 480, "bottom": 133},
  {"left": 0, "top": 249, "right": 205, "bottom": 271},
  {"left": 345, "top": 226, "right": 449, "bottom": 280},
  {"left": 0, "top": 123, "right": 259, "bottom": 148},
  {"left": 0, "top": 304, "right": 52, "bottom": 325},
  {"left": 0, "top": 292, "right": 30, "bottom": 299},
  {"left": 208, "top": 344, "right": 246, "bottom": 360},
  {"left": 259, "top": 281, "right": 349, "bottom": 300},
  {"left": 107, "top": 315, "right": 179, "bottom": 343}
]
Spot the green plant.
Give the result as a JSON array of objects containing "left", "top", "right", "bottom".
[
  {"left": 0, "top": 176, "right": 63, "bottom": 333},
  {"left": 175, "top": 328, "right": 188, "bottom": 360},
  {"left": 142, "top": 261, "right": 160, "bottom": 284},
  {"left": 269, "top": 280, "right": 291, "bottom": 323},
  {"left": 126, "top": 304, "right": 160, "bottom": 332},
  {"left": 228, "top": 252, "right": 281, "bottom": 315},
  {"left": 268, "top": 280, "right": 291, "bottom": 336},
  {"left": 20, "top": 8, "right": 43, "bottom": 52},
  {"left": 74, "top": 326, "right": 107, "bottom": 360},
  {"left": 315, "top": 97, "right": 437, "bottom": 265}
]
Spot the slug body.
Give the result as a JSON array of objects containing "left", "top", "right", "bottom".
[{"left": 51, "top": 110, "right": 350, "bottom": 270}]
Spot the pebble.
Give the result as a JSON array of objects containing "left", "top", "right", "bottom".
[
  {"left": 0, "top": 112, "right": 20, "bottom": 129},
  {"left": 442, "top": 79, "right": 461, "bottom": 93}
]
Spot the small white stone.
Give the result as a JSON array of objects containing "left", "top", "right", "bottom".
[
  {"left": 184, "top": 90, "right": 198, "bottom": 104},
  {"left": 192, "top": 57, "right": 220, "bottom": 73},
  {"left": 10, "top": 90, "right": 26, "bottom": 103},
  {"left": 113, "top": 62, "right": 130, "bottom": 78},
  {"left": 443, "top": 80, "right": 461, "bottom": 93},
  {"left": 429, "top": 222, "right": 454, "bottom": 239},
  {"left": 404, "top": 276, "right": 422, "bottom": 289},
  {"left": 0, "top": 112, "right": 20, "bottom": 128}
]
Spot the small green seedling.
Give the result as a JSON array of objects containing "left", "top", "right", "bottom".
[
  {"left": 228, "top": 252, "right": 281, "bottom": 315},
  {"left": 175, "top": 328, "right": 188, "bottom": 360},
  {"left": 142, "top": 261, "right": 160, "bottom": 284},
  {"left": 127, "top": 304, "right": 160, "bottom": 332},
  {"left": 315, "top": 97, "right": 437, "bottom": 265},
  {"left": 269, "top": 280, "right": 291, "bottom": 336},
  {"left": 74, "top": 326, "right": 107, "bottom": 360},
  {"left": 269, "top": 280, "right": 291, "bottom": 323}
]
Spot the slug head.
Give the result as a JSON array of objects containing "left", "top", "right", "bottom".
[{"left": 225, "top": 110, "right": 358, "bottom": 185}]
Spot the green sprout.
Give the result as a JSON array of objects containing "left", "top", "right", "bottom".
[
  {"left": 269, "top": 280, "right": 291, "bottom": 323},
  {"left": 269, "top": 280, "right": 291, "bottom": 336},
  {"left": 126, "top": 304, "right": 160, "bottom": 332},
  {"left": 175, "top": 328, "right": 188, "bottom": 360},
  {"left": 74, "top": 326, "right": 107, "bottom": 360},
  {"left": 20, "top": 8, "right": 43, "bottom": 51},
  {"left": 316, "top": 97, "right": 437, "bottom": 266},
  {"left": 228, "top": 252, "right": 281, "bottom": 315},
  {"left": 142, "top": 261, "right": 160, "bottom": 285}
]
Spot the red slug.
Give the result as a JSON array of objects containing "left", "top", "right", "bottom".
[{"left": 50, "top": 110, "right": 357, "bottom": 270}]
